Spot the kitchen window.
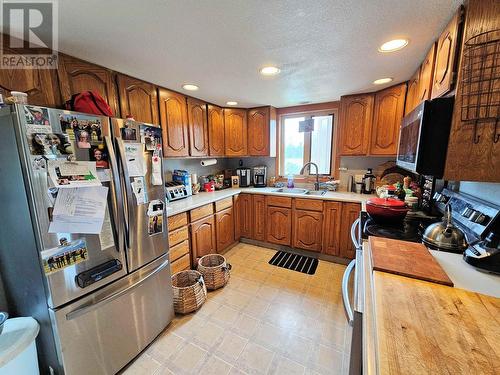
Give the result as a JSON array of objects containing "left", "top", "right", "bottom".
[{"left": 280, "top": 112, "right": 334, "bottom": 176}]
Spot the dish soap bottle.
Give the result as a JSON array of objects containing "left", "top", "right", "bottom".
[{"left": 287, "top": 174, "right": 294, "bottom": 189}]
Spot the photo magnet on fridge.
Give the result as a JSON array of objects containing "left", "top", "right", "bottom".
[
  {"left": 148, "top": 214, "right": 163, "bottom": 236},
  {"left": 59, "top": 114, "right": 103, "bottom": 143},
  {"left": 41, "top": 238, "right": 89, "bottom": 275}
]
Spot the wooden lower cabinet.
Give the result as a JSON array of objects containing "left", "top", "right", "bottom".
[
  {"left": 266, "top": 206, "right": 292, "bottom": 246},
  {"left": 233, "top": 194, "right": 241, "bottom": 241},
  {"left": 190, "top": 215, "right": 216, "bottom": 264},
  {"left": 167, "top": 212, "right": 191, "bottom": 273},
  {"left": 253, "top": 195, "right": 266, "bottom": 241},
  {"left": 339, "top": 203, "right": 361, "bottom": 259},
  {"left": 240, "top": 194, "right": 253, "bottom": 238},
  {"left": 216, "top": 207, "right": 235, "bottom": 252},
  {"left": 293, "top": 210, "right": 323, "bottom": 252},
  {"left": 322, "top": 202, "right": 343, "bottom": 256}
]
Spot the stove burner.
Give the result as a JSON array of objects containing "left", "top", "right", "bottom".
[{"left": 364, "top": 223, "right": 421, "bottom": 242}]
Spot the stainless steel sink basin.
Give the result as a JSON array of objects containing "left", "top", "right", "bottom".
[
  {"left": 272, "top": 188, "right": 308, "bottom": 195},
  {"left": 305, "top": 190, "right": 327, "bottom": 196}
]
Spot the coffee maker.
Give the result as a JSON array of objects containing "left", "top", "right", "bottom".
[
  {"left": 252, "top": 166, "right": 267, "bottom": 187},
  {"left": 236, "top": 167, "right": 251, "bottom": 187}
]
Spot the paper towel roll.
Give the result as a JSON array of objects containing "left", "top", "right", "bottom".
[{"left": 200, "top": 159, "right": 217, "bottom": 166}]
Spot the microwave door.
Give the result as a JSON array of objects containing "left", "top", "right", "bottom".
[
  {"left": 14, "top": 106, "right": 127, "bottom": 308},
  {"left": 112, "top": 119, "right": 168, "bottom": 273},
  {"left": 397, "top": 105, "right": 424, "bottom": 173}
]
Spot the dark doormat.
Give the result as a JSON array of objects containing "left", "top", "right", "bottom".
[{"left": 269, "top": 251, "right": 318, "bottom": 275}]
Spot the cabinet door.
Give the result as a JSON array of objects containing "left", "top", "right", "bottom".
[
  {"left": 404, "top": 69, "right": 420, "bottom": 115},
  {"left": 370, "top": 83, "right": 407, "bottom": 155},
  {"left": 322, "top": 202, "right": 342, "bottom": 256},
  {"left": 116, "top": 74, "right": 159, "bottom": 124},
  {"left": 158, "top": 88, "right": 189, "bottom": 157},
  {"left": 253, "top": 195, "right": 266, "bottom": 241},
  {"left": 187, "top": 98, "right": 209, "bottom": 156},
  {"left": 418, "top": 43, "right": 436, "bottom": 102},
  {"left": 247, "top": 107, "right": 269, "bottom": 156},
  {"left": 191, "top": 215, "right": 216, "bottom": 262},
  {"left": 0, "top": 48, "right": 60, "bottom": 107},
  {"left": 233, "top": 194, "right": 241, "bottom": 241},
  {"left": 216, "top": 207, "right": 234, "bottom": 253},
  {"left": 431, "top": 10, "right": 461, "bottom": 99},
  {"left": 293, "top": 210, "right": 323, "bottom": 252},
  {"left": 266, "top": 206, "right": 292, "bottom": 246},
  {"left": 208, "top": 104, "right": 224, "bottom": 156},
  {"left": 224, "top": 108, "right": 247, "bottom": 156},
  {"left": 339, "top": 203, "right": 361, "bottom": 259},
  {"left": 338, "top": 94, "right": 374, "bottom": 155},
  {"left": 57, "top": 54, "right": 119, "bottom": 115},
  {"left": 240, "top": 194, "right": 253, "bottom": 238}
]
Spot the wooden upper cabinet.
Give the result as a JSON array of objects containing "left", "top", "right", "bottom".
[
  {"left": 370, "top": 83, "right": 407, "bottom": 156},
  {"left": 116, "top": 74, "right": 159, "bottom": 124},
  {"left": 418, "top": 43, "right": 436, "bottom": 102},
  {"left": 266, "top": 206, "right": 292, "bottom": 246},
  {"left": 158, "top": 88, "right": 189, "bottom": 157},
  {"left": 208, "top": 104, "right": 224, "bottom": 156},
  {"left": 431, "top": 8, "right": 462, "bottom": 99},
  {"left": 215, "top": 207, "right": 234, "bottom": 253},
  {"left": 339, "top": 203, "right": 361, "bottom": 259},
  {"left": 247, "top": 107, "right": 270, "bottom": 156},
  {"left": 339, "top": 94, "right": 374, "bottom": 155},
  {"left": 224, "top": 108, "right": 247, "bottom": 156},
  {"left": 322, "top": 202, "right": 342, "bottom": 256},
  {"left": 239, "top": 194, "right": 253, "bottom": 238},
  {"left": 293, "top": 210, "right": 323, "bottom": 252},
  {"left": 253, "top": 195, "right": 266, "bottom": 241},
  {"left": 57, "top": 54, "right": 119, "bottom": 115},
  {"left": 405, "top": 69, "right": 420, "bottom": 115},
  {"left": 187, "top": 98, "right": 208, "bottom": 157}
]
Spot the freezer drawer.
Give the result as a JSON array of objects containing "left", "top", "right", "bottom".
[{"left": 50, "top": 254, "right": 174, "bottom": 375}]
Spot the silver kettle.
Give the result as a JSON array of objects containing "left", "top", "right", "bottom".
[{"left": 422, "top": 204, "right": 468, "bottom": 253}]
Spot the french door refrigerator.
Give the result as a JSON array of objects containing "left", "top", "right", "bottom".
[{"left": 0, "top": 104, "right": 174, "bottom": 374}]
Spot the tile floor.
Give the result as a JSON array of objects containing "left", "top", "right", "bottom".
[{"left": 121, "top": 243, "right": 349, "bottom": 375}]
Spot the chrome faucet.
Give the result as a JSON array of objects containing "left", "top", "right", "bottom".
[{"left": 300, "top": 162, "right": 320, "bottom": 191}]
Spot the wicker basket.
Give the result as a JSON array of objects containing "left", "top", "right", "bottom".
[
  {"left": 197, "top": 254, "right": 232, "bottom": 290},
  {"left": 171, "top": 270, "right": 207, "bottom": 314}
]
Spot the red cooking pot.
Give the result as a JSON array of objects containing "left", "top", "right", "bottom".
[{"left": 366, "top": 197, "right": 409, "bottom": 223}]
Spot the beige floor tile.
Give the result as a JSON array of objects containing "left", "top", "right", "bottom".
[
  {"left": 215, "top": 331, "right": 249, "bottom": 364},
  {"left": 146, "top": 332, "right": 184, "bottom": 363},
  {"left": 308, "top": 343, "right": 344, "bottom": 375},
  {"left": 269, "top": 355, "right": 306, "bottom": 375},
  {"left": 283, "top": 333, "right": 314, "bottom": 366},
  {"left": 191, "top": 320, "right": 225, "bottom": 351},
  {"left": 257, "top": 284, "right": 280, "bottom": 301},
  {"left": 231, "top": 312, "right": 259, "bottom": 338},
  {"left": 262, "top": 302, "right": 304, "bottom": 330},
  {"left": 200, "top": 354, "right": 233, "bottom": 375},
  {"left": 241, "top": 297, "right": 270, "bottom": 319},
  {"left": 320, "top": 323, "right": 346, "bottom": 350},
  {"left": 121, "top": 353, "right": 161, "bottom": 375},
  {"left": 252, "top": 321, "right": 290, "bottom": 353},
  {"left": 167, "top": 342, "right": 208, "bottom": 374},
  {"left": 235, "top": 341, "right": 275, "bottom": 374},
  {"left": 170, "top": 313, "right": 205, "bottom": 340},
  {"left": 210, "top": 304, "right": 241, "bottom": 327}
]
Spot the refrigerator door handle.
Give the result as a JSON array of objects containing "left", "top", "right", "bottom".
[
  {"left": 65, "top": 258, "right": 170, "bottom": 321},
  {"left": 105, "top": 135, "right": 123, "bottom": 253},
  {"left": 115, "top": 137, "right": 131, "bottom": 249}
]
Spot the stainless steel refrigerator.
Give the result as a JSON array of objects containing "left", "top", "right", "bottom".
[{"left": 0, "top": 104, "right": 174, "bottom": 374}]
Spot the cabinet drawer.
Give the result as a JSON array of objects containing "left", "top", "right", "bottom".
[
  {"left": 295, "top": 198, "right": 324, "bottom": 212},
  {"left": 171, "top": 253, "right": 191, "bottom": 275},
  {"left": 169, "top": 239, "right": 190, "bottom": 263},
  {"left": 168, "top": 226, "right": 189, "bottom": 247},
  {"left": 215, "top": 197, "right": 233, "bottom": 212},
  {"left": 190, "top": 203, "right": 214, "bottom": 222},
  {"left": 168, "top": 212, "right": 188, "bottom": 231},
  {"left": 266, "top": 196, "right": 292, "bottom": 208}
]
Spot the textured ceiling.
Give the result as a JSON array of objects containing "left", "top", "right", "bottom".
[{"left": 55, "top": 0, "right": 462, "bottom": 107}]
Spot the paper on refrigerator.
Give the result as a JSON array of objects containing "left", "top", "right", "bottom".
[
  {"left": 124, "top": 143, "right": 146, "bottom": 177},
  {"left": 49, "top": 186, "right": 109, "bottom": 234},
  {"left": 47, "top": 160, "right": 101, "bottom": 188}
]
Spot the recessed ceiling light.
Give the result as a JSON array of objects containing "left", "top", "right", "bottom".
[
  {"left": 373, "top": 77, "right": 393, "bottom": 85},
  {"left": 226, "top": 101, "right": 238, "bottom": 106},
  {"left": 378, "top": 39, "right": 409, "bottom": 52},
  {"left": 182, "top": 84, "right": 199, "bottom": 91},
  {"left": 259, "top": 66, "right": 281, "bottom": 76}
]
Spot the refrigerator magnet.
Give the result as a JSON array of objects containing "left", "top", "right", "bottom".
[
  {"left": 132, "top": 176, "right": 148, "bottom": 205},
  {"left": 59, "top": 113, "right": 103, "bottom": 143},
  {"left": 41, "top": 238, "right": 89, "bottom": 275},
  {"left": 147, "top": 213, "right": 163, "bottom": 236},
  {"left": 147, "top": 200, "right": 164, "bottom": 216}
]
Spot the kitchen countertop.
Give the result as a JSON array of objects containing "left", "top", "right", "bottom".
[
  {"left": 362, "top": 240, "right": 500, "bottom": 375},
  {"left": 166, "top": 187, "right": 374, "bottom": 217}
]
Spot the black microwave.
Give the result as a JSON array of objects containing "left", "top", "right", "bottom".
[{"left": 396, "top": 97, "right": 454, "bottom": 178}]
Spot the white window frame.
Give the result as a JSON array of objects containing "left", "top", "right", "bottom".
[{"left": 279, "top": 110, "right": 335, "bottom": 177}]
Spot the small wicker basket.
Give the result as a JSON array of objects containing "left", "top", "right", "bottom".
[
  {"left": 171, "top": 270, "right": 207, "bottom": 314},
  {"left": 197, "top": 254, "right": 232, "bottom": 290}
]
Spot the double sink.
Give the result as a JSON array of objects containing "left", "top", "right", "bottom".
[{"left": 271, "top": 188, "right": 327, "bottom": 196}]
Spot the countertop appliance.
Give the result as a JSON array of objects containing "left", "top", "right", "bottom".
[
  {"left": 0, "top": 105, "right": 174, "bottom": 374},
  {"left": 396, "top": 97, "right": 454, "bottom": 178},
  {"left": 252, "top": 166, "right": 267, "bottom": 187},
  {"left": 166, "top": 181, "right": 190, "bottom": 201},
  {"left": 236, "top": 167, "right": 251, "bottom": 187}
]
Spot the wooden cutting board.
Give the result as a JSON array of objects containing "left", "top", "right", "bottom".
[{"left": 369, "top": 236, "right": 454, "bottom": 286}]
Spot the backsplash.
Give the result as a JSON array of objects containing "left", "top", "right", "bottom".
[{"left": 338, "top": 156, "right": 395, "bottom": 190}]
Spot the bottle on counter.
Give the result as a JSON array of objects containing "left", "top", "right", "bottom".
[
  {"left": 362, "top": 168, "right": 376, "bottom": 194},
  {"left": 287, "top": 174, "right": 294, "bottom": 189},
  {"left": 395, "top": 182, "right": 406, "bottom": 201}
]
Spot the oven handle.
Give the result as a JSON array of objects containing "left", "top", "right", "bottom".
[
  {"left": 342, "top": 259, "right": 355, "bottom": 326},
  {"left": 351, "top": 217, "right": 361, "bottom": 249}
]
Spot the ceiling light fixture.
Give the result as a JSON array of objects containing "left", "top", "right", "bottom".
[
  {"left": 226, "top": 101, "right": 238, "bottom": 106},
  {"left": 259, "top": 66, "right": 281, "bottom": 76},
  {"left": 182, "top": 84, "right": 199, "bottom": 91},
  {"left": 378, "top": 39, "right": 409, "bottom": 52},
  {"left": 373, "top": 77, "right": 393, "bottom": 85}
]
